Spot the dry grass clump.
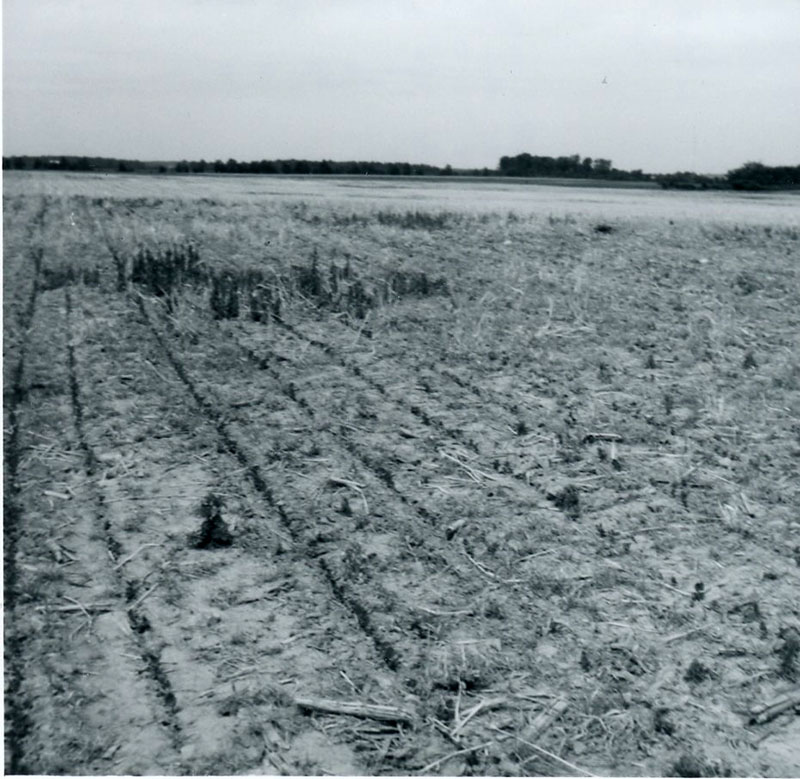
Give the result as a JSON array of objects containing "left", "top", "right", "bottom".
[
  {"left": 418, "top": 637, "right": 507, "bottom": 695},
  {"left": 39, "top": 263, "right": 102, "bottom": 290}
]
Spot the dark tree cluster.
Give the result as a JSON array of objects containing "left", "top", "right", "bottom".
[
  {"left": 726, "top": 162, "right": 800, "bottom": 191},
  {"left": 653, "top": 162, "right": 800, "bottom": 191},
  {"left": 652, "top": 171, "right": 728, "bottom": 190},
  {"left": 498, "top": 152, "right": 647, "bottom": 181}
]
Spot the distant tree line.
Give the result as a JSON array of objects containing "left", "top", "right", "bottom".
[
  {"left": 1, "top": 155, "right": 167, "bottom": 173},
  {"left": 652, "top": 162, "right": 800, "bottom": 191},
  {"left": 1, "top": 155, "right": 473, "bottom": 177},
  {"left": 3, "top": 154, "right": 798, "bottom": 191},
  {"left": 651, "top": 171, "right": 727, "bottom": 190},
  {"left": 175, "top": 158, "right": 473, "bottom": 175}
]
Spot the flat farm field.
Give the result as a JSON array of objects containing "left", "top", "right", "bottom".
[{"left": 4, "top": 171, "right": 800, "bottom": 776}]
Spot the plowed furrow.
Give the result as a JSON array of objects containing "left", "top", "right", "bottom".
[
  {"left": 64, "top": 287, "right": 185, "bottom": 755},
  {"left": 65, "top": 285, "right": 429, "bottom": 774},
  {"left": 256, "top": 316, "right": 613, "bottom": 503},
  {"left": 139, "top": 299, "right": 586, "bottom": 680},
  {"left": 6, "top": 287, "right": 178, "bottom": 774},
  {"left": 3, "top": 199, "right": 47, "bottom": 774}
]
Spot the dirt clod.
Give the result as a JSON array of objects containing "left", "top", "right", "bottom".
[
  {"left": 192, "top": 515, "right": 233, "bottom": 549},
  {"left": 684, "top": 658, "right": 714, "bottom": 683},
  {"left": 552, "top": 483, "right": 580, "bottom": 519},
  {"left": 729, "top": 599, "right": 761, "bottom": 622},
  {"left": 654, "top": 707, "right": 676, "bottom": 735},
  {"left": 672, "top": 753, "right": 711, "bottom": 777}
]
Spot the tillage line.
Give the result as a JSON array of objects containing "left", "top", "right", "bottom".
[
  {"left": 135, "top": 295, "right": 403, "bottom": 673},
  {"left": 3, "top": 203, "right": 46, "bottom": 775},
  {"left": 230, "top": 333, "right": 443, "bottom": 527},
  {"left": 63, "top": 287, "right": 183, "bottom": 747},
  {"left": 86, "top": 206, "right": 416, "bottom": 673},
  {"left": 292, "top": 317, "right": 478, "bottom": 404},
  {"left": 272, "top": 317, "right": 546, "bottom": 494},
  {"left": 218, "top": 326, "right": 548, "bottom": 615},
  {"left": 227, "top": 319, "right": 543, "bottom": 530},
  {"left": 276, "top": 317, "right": 485, "bottom": 455}
]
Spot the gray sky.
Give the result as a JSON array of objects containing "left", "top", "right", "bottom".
[{"left": 3, "top": 0, "right": 799, "bottom": 173}]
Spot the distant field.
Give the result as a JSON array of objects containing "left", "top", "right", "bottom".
[
  {"left": 4, "top": 170, "right": 800, "bottom": 776},
  {"left": 5, "top": 169, "right": 800, "bottom": 224}
]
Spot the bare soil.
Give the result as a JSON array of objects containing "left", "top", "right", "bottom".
[{"left": 4, "top": 173, "right": 800, "bottom": 776}]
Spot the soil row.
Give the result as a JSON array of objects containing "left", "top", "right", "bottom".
[
  {"left": 61, "top": 284, "right": 431, "bottom": 774},
  {"left": 4, "top": 282, "right": 182, "bottom": 773},
  {"left": 3, "top": 197, "right": 49, "bottom": 773}
]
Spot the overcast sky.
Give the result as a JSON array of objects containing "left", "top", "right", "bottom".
[{"left": 3, "top": 0, "right": 799, "bottom": 173}]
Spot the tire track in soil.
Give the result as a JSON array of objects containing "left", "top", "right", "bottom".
[
  {"left": 8, "top": 287, "right": 179, "bottom": 773},
  {"left": 4, "top": 199, "right": 46, "bottom": 774},
  {"left": 223, "top": 319, "right": 571, "bottom": 553},
  {"left": 136, "top": 294, "right": 404, "bottom": 674},
  {"left": 68, "top": 284, "right": 432, "bottom": 774},
  {"left": 63, "top": 286, "right": 185, "bottom": 752},
  {"left": 254, "top": 316, "right": 594, "bottom": 516},
  {"left": 133, "top": 289, "right": 625, "bottom": 776},
  {"left": 142, "top": 298, "right": 573, "bottom": 686}
]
